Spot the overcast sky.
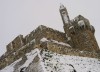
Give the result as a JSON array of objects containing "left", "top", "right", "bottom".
[{"left": 0, "top": 0, "right": 100, "bottom": 56}]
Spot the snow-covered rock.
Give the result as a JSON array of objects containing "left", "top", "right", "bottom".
[
  {"left": 78, "top": 20, "right": 85, "bottom": 28},
  {"left": 42, "top": 49, "right": 100, "bottom": 72},
  {"left": 0, "top": 48, "right": 100, "bottom": 72}
]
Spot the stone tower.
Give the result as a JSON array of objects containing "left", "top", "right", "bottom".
[
  {"left": 59, "top": 4, "right": 99, "bottom": 52},
  {"left": 59, "top": 4, "right": 71, "bottom": 39}
]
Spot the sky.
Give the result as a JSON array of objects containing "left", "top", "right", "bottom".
[{"left": 0, "top": 0, "right": 100, "bottom": 56}]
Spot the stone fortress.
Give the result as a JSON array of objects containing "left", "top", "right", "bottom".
[{"left": 0, "top": 4, "right": 100, "bottom": 71}]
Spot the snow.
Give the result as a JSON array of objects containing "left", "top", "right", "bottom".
[
  {"left": 19, "top": 48, "right": 46, "bottom": 72},
  {"left": 78, "top": 20, "right": 85, "bottom": 27},
  {"left": 13, "top": 52, "right": 16, "bottom": 55},
  {"left": 67, "top": 37, "right": 71, "bottom": 41},
  {"left": 42, "top": 49, "right": 100, "bottom": 72},
  {"left": 62, "top": 13, "right": 69, "bottom": 23},
  {"left": 40, "top": 38, "right": 71, "bottom": 47},
  {"left": 80, "top": 51, "right": 83, "bottom": 53},
  {"left": 66, "top": 34, "right": 71, "bottom": 41},
  {"left": 30, "top": 39, "right": 35, "bottom": 44},
  {"left": 19, "top": 48, "right": 41, "bottom": 69},
  {"left": 51, "top": 40, "right": 71, "bottom": 47},
  {"left": 69, "top": 26, "right": 74, "bottom": 30},
  {"left": 0, "top": 58, "right": 22, "bottom": 72},
  {"left": 40, "top": 38, "right": 48, "bottom": 42}
]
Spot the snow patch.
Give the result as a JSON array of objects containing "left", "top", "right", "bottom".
[
  {"left": 30, "top": 39, "right": 35, "bottom": 44},
  {"left": 62, "top": 13, "right": 69, "bottom": 23},
  {"left": 40, "top": 38, "right": 48, "bottom": 42},
  {"left": 69, "top": 26, "right": 74, "bottom": 30},
  {"left": 51, "top": 40, "right": 71, "bottom": 47},
  {"left": 19, "top": 48, "right": 41, "bottom": 69},
  {"left": 0, "top": 58, "right": 22, "bottom": 72},
  {"left": 42, "top": 50, "right": 100, "bottom": 72},
  {"left": 78, "top": 20, "right": 85, "bottom": 27},
  {"left": 19, "top": 48, "right": 46, "bottom": 72},
  {"left": 40, "top": 38, "right": 71, "bottom": 47}
]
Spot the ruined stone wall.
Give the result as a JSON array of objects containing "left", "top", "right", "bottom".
[
  {"left": 24, "top": 25, "right": 67, "bottom": 44},
  {"left": 1, "top": 25, "right": 68, "bottom": 70},
  {"left": 46, "top": 41, "right": 99, "bottom": 58},
  {"left": 6, "top": 35, "right": 24, "bottom": 53},
  {"left": 0, "top": 39, "right": 36, "bottom": 70},
  {"left": 6, "top": 25, "right": 67, "bottom": 54},
  {"left": 64, "top": 15, "right": 99, "bottom": 52},
  {"left": 70, "top": 29, "right": 99, "bottom": 52}
]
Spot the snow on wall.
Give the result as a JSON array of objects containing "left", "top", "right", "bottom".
[
  {"left": 0, "top": 58, "right": 22, "bottom": 72},
  {"left": 78, "top": 20, "right": 85, "bottom": 28},
  {"left": 40, "top": 37, "right": 71, "bottom": 47},
  {"left": 62, "top": 13, "right": 69, "bottom": 24},
  {"left": 19, "top": 49, "right": 40, "bottom": 69},
  {"left": 19, "top": 48, "right": 46, "bottom": 72},
  {"left": 40, "top": 38, "right": 48, "bottom": 42}
]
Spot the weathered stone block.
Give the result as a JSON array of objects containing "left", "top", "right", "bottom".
[{"left": 6, "top": 35, "right": 24, "bottom": 53}]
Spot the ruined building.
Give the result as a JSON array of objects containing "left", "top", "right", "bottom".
[
  {"left": 0, "top": 4, "right": 100, "bottom": 72},
  {"left": 59, "top": 4, "right": 99, "bottom": 52}
]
